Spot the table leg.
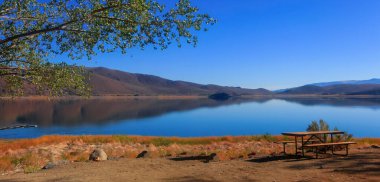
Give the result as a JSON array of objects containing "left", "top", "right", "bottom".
[
  {"left": 316, "top": 147, "right": 318, "bottom": 159},
  {"left": 295, "top": 136, "right": 298, "bottom": 156},
  {"left": 301, "top": 136, "right": 304, "bottom": 157}
]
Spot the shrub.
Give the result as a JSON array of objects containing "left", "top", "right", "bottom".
[{"left": 306, "top": 119, "right": 353, "bottom": 142}]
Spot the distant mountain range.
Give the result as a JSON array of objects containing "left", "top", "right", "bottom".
[
  {"left": 309, "top": 79, "right": 380, "bottom": 87},
  {"left": 277, "top": 79, "right": 380, "bottom": 95},
  {"left": 1, "top": 67, "right": 380, "bottom": 96}
]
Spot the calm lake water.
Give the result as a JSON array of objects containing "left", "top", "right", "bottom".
[{"left": 1, "top": 97, "right": 380, "bottom": 138}]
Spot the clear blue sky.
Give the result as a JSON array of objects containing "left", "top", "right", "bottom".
[{"left": 58, "top": 0, "right": 380, "bottom": 90}]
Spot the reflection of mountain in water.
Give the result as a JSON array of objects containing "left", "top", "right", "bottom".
[
  {"left": 0, "top": 98, "right": 261, "bottom": 127},
  {"left": 2, "top": 97, "right": 380, "bottom": 128},
  {"left": 281, "top": 98, "right": 380, "bottom": 109}
]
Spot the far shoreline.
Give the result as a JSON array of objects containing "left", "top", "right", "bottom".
[{"left": 2, "top": 94, "right": 380, "bottom": 100}]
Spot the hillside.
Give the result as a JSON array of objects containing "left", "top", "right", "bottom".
[
  {"left": 0, "top": 67, "right": 272, "bottom": 96},
  {"left": 88, "top": 67, "right": 272, "bottom": 96},
  {"left": 310, "top": 78, "right": 380, "bottom": 87},
  {"left": 281, "top": 84, "right": 380, "bottom": 95},
  {"left": 3, "top": 68, "right": 380, "bottom": 96}
]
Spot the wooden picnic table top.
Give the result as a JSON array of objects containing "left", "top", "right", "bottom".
[{"left": 281, "top": 131, "right": 344, "bottom": 136}]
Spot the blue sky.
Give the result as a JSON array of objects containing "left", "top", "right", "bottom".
[{"left": 58, "top": 0, "right": 380, "bottom": 90}]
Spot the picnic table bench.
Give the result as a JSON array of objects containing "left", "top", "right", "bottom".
[
  {"left": 303, "top": 141, "right": 356, "bottom": 158},
  {"left": 281, "top": 131, "right": 356, "bottom": 158}
]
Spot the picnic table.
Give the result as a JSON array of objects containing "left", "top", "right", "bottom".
[{"left": 281, "top": 131, "right": 356, "bottom": 158}]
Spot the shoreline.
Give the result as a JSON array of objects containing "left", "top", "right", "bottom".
[{"left": 1, "top": 94, "right": 380, "bottom": 100}]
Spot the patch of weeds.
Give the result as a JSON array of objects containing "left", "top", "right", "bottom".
[
  {"left": 24, "top": 165, "right": 40, "bottom": 173},
  {"left": 11, "top": 156, "right": 26, "bottom": 166},
  {"left": 0, "top": 157, "right": 13, "bottom": 172},
  {"left": 150, "top": 137, "right": 173, "bottom": 146},
  {"left": 283, "top": 135, "right": 290, "bottom": 141},
  {"left": 261, "top": 133, "right": 276, "bottom": 142},
  {"left": 112, "top": 135, "right": 135, "bottom": 144}
]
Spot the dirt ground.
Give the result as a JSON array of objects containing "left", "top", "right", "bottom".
[{"left": 0, "top": 148, "right": 379, "bottom": 182}]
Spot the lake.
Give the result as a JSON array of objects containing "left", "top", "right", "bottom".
[{"left": 1, "top": 97, "right": 380, "bottom": 138}]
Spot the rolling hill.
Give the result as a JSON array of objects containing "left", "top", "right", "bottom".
[
  {"left": 88, "top": 67, "right": 272, "bottom": 96},
  {"left": 279, "top": 78, "right": 380, "bottom": 95},
  {"left": 309, "top": 78, "right": 380, "bottom": 87},
  {"left": 2, "top": 68, "right": 380, "bottom": 96},
  {"left": 0, "top": 67, "right": 272, "bottom": 96}
]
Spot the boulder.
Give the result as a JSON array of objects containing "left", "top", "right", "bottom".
[
  {"left": 204, "top": 153, "right": 218, "bottom": 163},
  {"left": 89, "top": 149, "right": 108, "bottom": 161},
  {"left": 42, "top": 162, "right": 56, "bottom": 170},
  {"left": 136, "top": 151, "right": 148, "bottom": 158},
  {"left": 371, "top": 145, "right": 380, "bottom": 149}
]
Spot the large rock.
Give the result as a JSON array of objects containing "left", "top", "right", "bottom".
[
  {"left": 136, "top": 151, "right": 148, "bottom": 158},
  {"left": 89, "top": 149, "right": 108, "bottom": 161}
]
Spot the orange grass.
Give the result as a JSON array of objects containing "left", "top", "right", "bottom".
[
  {"left": 0, "top": 135, "right": 377, "bottom": 152},
  {"left": 0, "top": 135, "right": 284, "bottom": 151},
  {"left": 0, "top": 135, "right": 377, "bottom": 173},
  {"left": 354, "top": 138, "right": 380, "bottom": 145}
]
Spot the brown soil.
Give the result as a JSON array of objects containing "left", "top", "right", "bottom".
[{"left": 1, "top": 148, "right": 379, "bottom": 182}]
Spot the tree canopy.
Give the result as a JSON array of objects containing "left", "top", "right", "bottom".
[{"left": 0, "top": 0, "right": 215, "bottom": 96}]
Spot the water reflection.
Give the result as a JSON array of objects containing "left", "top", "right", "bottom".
[
  {"left": 0, "top": 97, "right": 258, "bottom": 127},
  {"left": 1, "top": 97, "right": 380, "bottom": 138},
  {"left": 282, "top": 97, "right": 380, "bottom": 109}
]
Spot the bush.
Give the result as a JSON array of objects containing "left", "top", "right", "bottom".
[{"left": 306, "top": 119, "right": 353, "bottom": 142}]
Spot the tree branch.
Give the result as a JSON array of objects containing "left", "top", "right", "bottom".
[
  {"left": 92, "top": 15, "right": 135, "bottom": 24},
  {"left": 0, "top": 20, "right": 77, "bottom": 45},
  {"left": 0, "top": 4, "right": 126, "bottom": 45},
  {"left": 0, "top": 66, "right": 27, "bottom": 70},
  {"left": 0, "top": 72, "right": 22, "bottom": 77},
  {"left": 0, "top": 15, "right": 40, "bottom": 21},
  {"left": 91, "top": 4, "right": 123, "bottom": 15},
  {"left": 0, "top": 7, "right": 16, "bottom": 16},
  {"left": 59, "top": 28, "right": 92, "bottom": 33}
]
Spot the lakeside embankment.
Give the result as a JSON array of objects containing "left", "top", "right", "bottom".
[
  {"left": 2, "top": 94, "right": 380, "bottom": 101},
  {"left": 0, "top": 135, "right": 379, "bottom": 174}
]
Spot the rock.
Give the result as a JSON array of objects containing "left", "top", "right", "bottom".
[
  {"left": 42, "top": 162, "right": 56, "bottom": 170},
  {"left": 89, "top": 149, "right": 108, "bottom": 161},
  {"left": 136, "top": 151, "right": 148, "bottom": 158},
  {"left": 371, "top": 145, "right": 380, "bottom": 149},
  {"left": 204, "top": 153, "right": 218, "bottom": 163}
]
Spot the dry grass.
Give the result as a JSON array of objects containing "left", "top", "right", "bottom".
[
  {"left": 354, "top": 138, "right": 380, "bottom": 145},
  {"left": 0, "top": 135, "right": 378, "bottom": 174},
  {"left": 0, "top": 135, "right": 284, "bottom": 151}
]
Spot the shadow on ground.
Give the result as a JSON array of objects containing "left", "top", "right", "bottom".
[
  {"left": 284, "top": 150, "right": 380, "bottom": 176},
  {"left": 169, "top": 153, "right": 216, "bottom": 163},
  {"left": 162, "top": 176, "right": 219, "bottom": 182}
]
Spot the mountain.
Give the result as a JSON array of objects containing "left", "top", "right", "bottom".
[
  {"left": 88, "top": 67, "right": 272, "bottom": 96},
  {"left": 281, "top": 84, "right": 380, "bottom": 95},
  {"left": 276, "top": 78, "right": 380, "bottom": 95},
  {"left": 309, "top": 78, "right": 380, "bottom": 87},
  {"left": 0, "top": 67, "right": 272, "bottom": 96}
]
